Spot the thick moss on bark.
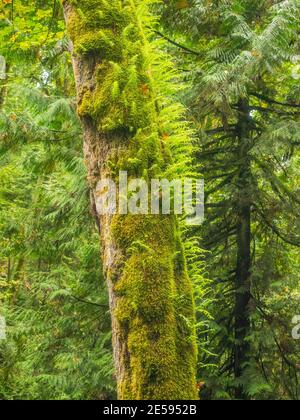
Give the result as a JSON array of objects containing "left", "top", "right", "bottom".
[
  {"left": 63, "top": 0, "right": 198, "bottom": 399},
  {"left": 111, "top": 214, "right": 197, "bottom": 399},
  {"left": 67, "top": 0, "right": 155, "bottom": 133}
]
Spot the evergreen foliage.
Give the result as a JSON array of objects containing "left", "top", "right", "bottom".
[
  {"left": 0, "top": 3, "right": 114, "bottom": 399},
  {"left": 0, "top": 0, "right": 299, "bottom": 400},
  {"left": 160, "top": 0, "right": 300, "bottom": 400}
]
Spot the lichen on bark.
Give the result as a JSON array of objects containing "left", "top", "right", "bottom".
[{"left": 62, "top": 0, "right": 198, "bottom": 400}]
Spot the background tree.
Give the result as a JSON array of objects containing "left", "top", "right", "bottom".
[
  {"left": 1, "top": 0, "right": 300, "bottom": 401},
  {"left": 0, "top": 0, "right": 114, "bottom": 400},
  {"left": 160, "top": 0, "right": 300, "bottom": 399}
]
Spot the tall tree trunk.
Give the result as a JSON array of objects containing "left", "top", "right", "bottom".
[
  {"left": 62, "top": 0, "right": 197, "bottom": 400},
  {"left": 234, "top": 99, "right": 252, "bottom": 398},
  {"left": 0, "top": 61, "right": 8, "bottom": 108}
]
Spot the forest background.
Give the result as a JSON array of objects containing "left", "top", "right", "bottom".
[{"left": 0, "top": 0, "right": 300, "bottom": 400}]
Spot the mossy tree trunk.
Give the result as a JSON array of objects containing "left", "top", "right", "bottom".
[{"left": 62, "top": 0, "right": 197, "bottom": 400}]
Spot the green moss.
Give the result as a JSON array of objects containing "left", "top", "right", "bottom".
[
  {"left": 110, "top": 214, "right": 197, "bottom": 399},
  {"left": 77, "top": 88, "right": 93, "bottom": 117},
  {"left": 66, "top": 1, "right": 157, "bottom": 135}
]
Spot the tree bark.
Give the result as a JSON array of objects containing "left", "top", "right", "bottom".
[
  {"left": 62, "top": 0, "right": 197, "bottom": 400},
  {"left": 0, "top": 61, "right": 8, "bottom": 109},
  {"left": 234, "top": 99, "right": 252, "bottom": 398}
]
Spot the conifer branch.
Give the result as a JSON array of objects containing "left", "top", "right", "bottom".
[{"left": 250, "top": 92, "right": 300, "bottom": 108}]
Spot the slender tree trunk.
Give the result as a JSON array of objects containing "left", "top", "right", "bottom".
[
  {"left": 234, "top": 99, "right": 252, "bottom": 398},
  {"left": 0, "top": 61, "right": 8, "bottom": 109},
  {"left": 62, "top": 0, "right": 197, "bottom": 400},
  {"left": 7, "top": 258, "right": 11, "bottom": 282}
]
